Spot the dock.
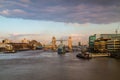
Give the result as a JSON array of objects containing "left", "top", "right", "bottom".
[{"left": 91, "top": 53, "right": 110, "bottom": 58}]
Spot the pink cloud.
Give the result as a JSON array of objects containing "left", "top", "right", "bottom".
[
  {"left": 0, "top": 9, "right": 10, "bottom": 15},
  {"left": 13, "top": 9, "right": 26, "bottom": 14},
  {"left": 20, "top": 0, "right": 31, "bottom": 3}
]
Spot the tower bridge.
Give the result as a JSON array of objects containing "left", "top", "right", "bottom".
[{"left": 51, "top": 36, "right": 73, "bottom": 51}]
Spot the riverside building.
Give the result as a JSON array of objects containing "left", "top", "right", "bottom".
[{"left": 89, "top": 34, "right": 120, "bottom": 53}]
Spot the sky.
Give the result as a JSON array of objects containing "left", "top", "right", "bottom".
[{"left": 0, "top": 0, "right": 120, "bottom": 45}]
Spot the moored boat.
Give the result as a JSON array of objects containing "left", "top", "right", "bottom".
[{"left": 76, "top": 52, "right": 92, "bottom": 59}]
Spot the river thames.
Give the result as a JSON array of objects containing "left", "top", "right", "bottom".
[{"left": 0, "top": 50, "right": 120, "bottom": 80}]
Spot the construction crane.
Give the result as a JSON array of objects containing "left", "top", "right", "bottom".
[
  {"left": 115, "top": 25, "right": 120, "bottom": 39},
  {"left": 115, "top": 25, "right": 119, "bottom": 34}
]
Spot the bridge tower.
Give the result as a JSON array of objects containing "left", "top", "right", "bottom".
[
  {"left": 68, "top": 36, "right": 72, "bottom": 51},
  {"left": 52, "top": 36, "right": 56, "bottom": 50}
]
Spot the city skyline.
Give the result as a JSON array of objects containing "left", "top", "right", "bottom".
[{"left": 0, "top": 0, "right": 120, "bottom": 45}]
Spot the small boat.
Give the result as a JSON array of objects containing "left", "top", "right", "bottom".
[
  {"left": 76, "top": 52, "right": 92, "bottom": 59},
  {"left": 4, "top": 50, "right": 16, "bottom": 53}
]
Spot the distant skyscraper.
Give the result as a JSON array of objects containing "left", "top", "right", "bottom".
[
  {"left": 89, "top": 35, "right": 96, "bottom": 52},
  {"left": 78, "top": 42, "right": 81, "bottom": 46}
]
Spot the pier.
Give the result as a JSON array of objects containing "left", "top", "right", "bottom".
[{"left": 91, "top": 53, "right": 110, "bottom": 58}]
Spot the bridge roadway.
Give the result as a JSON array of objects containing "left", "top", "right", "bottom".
[{"left": 0, "top": 50, "right": 120, "bottom": 80}]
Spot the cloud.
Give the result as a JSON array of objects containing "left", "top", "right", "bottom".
[
  {"left": 0, "top": 0, "right": 120, "bottom": 24},
  {"left": 13, "top": 9, "right": 26, "bottom": 14},
  {"left": 59, "top": 33, "right": 89, "bottom": 45},
  {"left": 0, "top": 9, "right": 10, "bottom": 15},
  {"left": 66, "top": 23, "right": 90, "bottom": 27},
  {"left": 0, "top": 33, "right": 89, "bottom": 45},
  {"left": 20, "top": 0, "right": 31, "bottom": 3},
  {"left": 0, "top": 9, "right": 26, "bottom": 15},
  {"left": 8, "top": 34, "right": 42, "bottom": 40},
  {"left": 7, "top": 33, "right": 52, "bottom": 43}
]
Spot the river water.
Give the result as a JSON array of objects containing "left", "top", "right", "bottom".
[{"left": 0, "top": 50, "right": 120, "bottom": 80}]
